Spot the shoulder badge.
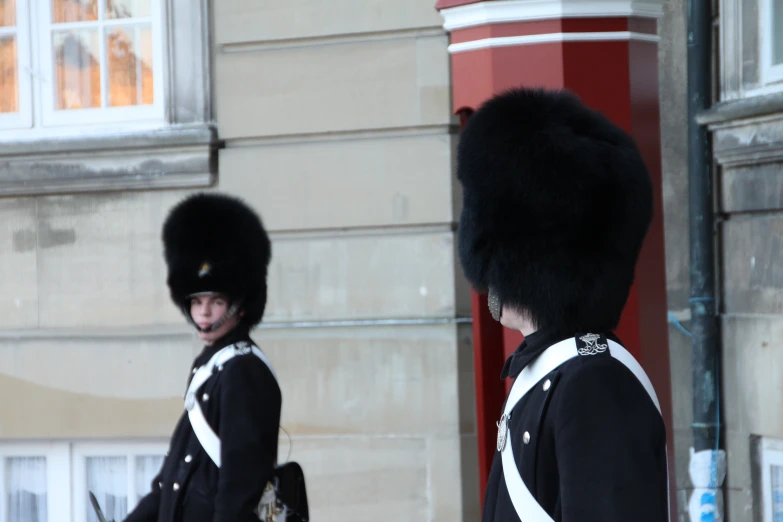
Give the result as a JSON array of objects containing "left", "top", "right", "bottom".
[
  {"left": 576, "top": 333, "right": 608, "bottom": 356},
  {"left": 234, "top": 341, "right": 253, "bottom": 355}
]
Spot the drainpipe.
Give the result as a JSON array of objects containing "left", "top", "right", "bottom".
[{"left": 686, "top": 0, "right": 726, "bottom": 521}]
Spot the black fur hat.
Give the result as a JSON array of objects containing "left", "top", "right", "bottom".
[
  {"left": 162, "top": 192, "right": 272, "bottom": 327},
  {"left": 456, "top": 87, "right": 653, "bottom": 333}
]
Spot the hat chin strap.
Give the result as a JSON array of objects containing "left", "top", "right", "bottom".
[{"left": 185, "top": 297, "right": 243, "bottom": 334}]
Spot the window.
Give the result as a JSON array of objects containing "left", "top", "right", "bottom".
[
  {"left": 0, "top": 0, "right": 216, "bottom": 197},
  {"left": 0, "top": 441, "right": 166, "bottom": 522},
  {"left": 72, "top": 443, "right": 166, "bottom": 522},
  {"left": 40, "top": 0, "right": 164, "bottom": 127},
  {"left": 761, "top": 0, "right": 783, "bottom": 85},
  {"left": 0, "top": 0, "right": 32, "bottom": 128},
  {"left": 0, "top": 443, "right": 69, "bottom": 522},
  {"left": 0, "top": 0, "right": 164, "bottom": 134},
  {"left": 758, "top": 437, "right": 783, "bottom": 522}
]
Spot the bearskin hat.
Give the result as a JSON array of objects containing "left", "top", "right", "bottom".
[
  {"left": 161, "top": 192, "right": 272, "bottom": 327},
  {"left": 456, "top": 87, "right": 653, "bottom": 333}
]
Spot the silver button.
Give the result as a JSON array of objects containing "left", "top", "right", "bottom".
[
  {"left": 202, "top": 393, "right": 209, "bottom": 402},
  {"left": 523, "top": 431, "right": 531, "bottom": 444},
  {"left": 173, "top": 482, "right": 180, "bottom": 491},
  {"left": 543, "top": 379, "right": 551, "bottom": 391},
  {"left": 217, "top": 365, "right": 224, "bottom": 371},
  {"left": 158, "top": 481, "right": 163, "bottom": 489},
  {"left": 185, "top": 455, "right": 193, "bottom": 463},
  {"left": 192, "top": 368, "right": 197, "bottom": 374}
]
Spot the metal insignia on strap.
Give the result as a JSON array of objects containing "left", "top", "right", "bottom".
[
  {"left": 234, "top": 341, "right": 252, "bottom": 355},
  {"left": 185, "top": 392, "right": 196, "bottom": 411},
  {"left": 497, "top": 414, "right": 509, "bottom": 452},
  {"left": 577, "top": 333, "right": 608, "bottom": 356}
]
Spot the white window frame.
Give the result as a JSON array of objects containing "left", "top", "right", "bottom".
[
  {"left": 0, "top": 0, "right": 33, "bottom": 130},
  {"left": 35, "top": 0, "right": 166, "bottom": 128},
  {"left": 0, "top": 442, "right": 72, "bottom": 522},
  {"left": 0, "top": 0, "right": 166, "bottom": 136},
  {"left": 760, "top": 0, "right": 783, "bottom": 86},
  {"left": 0, "top": 440, "right": 167, "bottom": 522},
  {"left": 71, "top": 441, "right": 167, "bottom": 522},
  {"left": 760, "top": 437, "right": 783, "bottom": 522}
]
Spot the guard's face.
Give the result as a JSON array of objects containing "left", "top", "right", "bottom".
[{"left": 190, "top": 293, "right": 240, "bottom": 344}]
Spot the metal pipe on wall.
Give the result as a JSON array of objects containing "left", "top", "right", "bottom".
[{"left": 686, "top": 0, "right": 725, "bottom": 520}]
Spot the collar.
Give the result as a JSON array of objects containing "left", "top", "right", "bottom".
[
  {"left": 500, "top": 329, "right": 622, "bottom": 379},
  {"left": 195, "top": 326, "right": 252, "bottom": 366}
]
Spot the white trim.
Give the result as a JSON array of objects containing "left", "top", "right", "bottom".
[
  {"left": 448, "top": 30, "right": 659, "bottom": 53},
  {"left": 441, "top": 0, "right": 665, "bottom": 32}
]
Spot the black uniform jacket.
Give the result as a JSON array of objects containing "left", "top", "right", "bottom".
[
  {"left": 482, "top": 330, "right": 668, "bottom": 522},
  {"left": 124, "top": 327, "right": 282, "bottom": 522}
]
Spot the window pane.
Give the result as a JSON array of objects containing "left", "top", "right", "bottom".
[
  {"left": 774, "top": 0, "right": 783, "bottom": 65},
  {"left": 52, "top": 0, "right": 98, "bottom": 23},
  {"left": 5, "top": 457, "right": 47, "bottom": 522},
  {"left": 134, "top": 456, "right": 163, "bottom": 502},
  {"left": 107, "top": 25, "right": 153, "bottom": 107},
  {"left": 0, "top": 35, "right": 17, "bottom": 113},
  {"left": 106, "top": 0, "right": 150, "bottom": 19},
  {"left": 773, "top": 465, "right": 783, "bottom": 522},
  {"left": 53, "top": 29, "right": 101, "bottom": 110},
  {"left": 0, "top": 0, "right": 16, "bottom": 27},
  {"left": 86, "top": 456, "right": 128, "bottom": 522}
]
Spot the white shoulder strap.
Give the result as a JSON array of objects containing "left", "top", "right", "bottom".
[
  {"left": 185, "top": 343, "right": 277, "bottom": 468},
  {"left": 500, "top": 337, "right": 669, "bottom": 521}
]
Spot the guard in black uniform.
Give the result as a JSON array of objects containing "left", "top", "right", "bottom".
[
  {"left": 456, "top": 88, "right": 670, "bottom": 522},
  {"left": 123, "top": 193, "right": 281, "bottom": 522}
]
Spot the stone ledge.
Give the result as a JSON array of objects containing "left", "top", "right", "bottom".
[
  {"left": 698, "top": 92, "right": 783, "bottom": 128},
  {"left": 0, "top": 125, "right": 220, "bottom": 197}
]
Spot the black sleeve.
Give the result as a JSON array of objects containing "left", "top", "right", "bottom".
[
  {"left": 554, "top": 359, "right": 668, "bottom": 522},
  {"left": 213, "top": 356, "right": 282, "bottom": 522}
]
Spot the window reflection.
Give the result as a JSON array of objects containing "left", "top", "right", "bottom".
[
  {"left": 54, "top": 30, "right": 101, "bottom": 110},
  {"left": 0, "top": 35, "right": 17, "bottom": 113},
  {"left": 107, "top": 25, "right": 153, "bottom": 107},
  {"left": 0, "top": 0, "right": 16, "bottom": 27},
  {"left": 106, "top": 0, "right": 151, "bottom": 19},
  {"left": 52, "top": 0, "right": 98, "bottom": 24}
]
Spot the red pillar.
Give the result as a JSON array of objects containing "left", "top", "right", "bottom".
[{"left": 438, "top": 1, "right": 674, "bottom": 517}]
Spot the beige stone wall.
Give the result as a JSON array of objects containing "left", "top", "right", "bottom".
[
  {"left": 211, "top": 1, "right": 479, "bottom": 519},
  {"left": 0, "top": 1, "right": 480, "bottom": 520}
]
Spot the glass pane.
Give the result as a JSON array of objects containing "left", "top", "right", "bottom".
[
  {"left": 86, "top": 456, "right": 128, "bottom": 522},
  {"left": 106, "top": 0, "right": 150, "bottom": 19},
  {"left": 107, "top": 25, "right": 153, "bottom": 107},
  {"left": 5, "top": 457, "right": 48, "bottom": 522},
  {"left": 0, "top": 0, "right": 16, "bottom": 27},
  {"left": 773, "top": 465, "right": 783, "bottom": 522},
  {"left": 53, "top": 29, "right": 101, "bottom": 110},
  {"left": 0, "top": 35, "right": 17, "bottom": 113},
  {"left": 52, "top": 0, "right": 98, "bottom": 23},
  {"left": 774, "top": 0, "right": 783, "bottom": 65},
  {"left": 134, "top": 456, "right": 163, "bottom": 502}
]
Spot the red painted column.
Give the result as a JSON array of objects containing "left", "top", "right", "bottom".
[{"left": 438, "top": 1, "right": 674, "bottom": 517}]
